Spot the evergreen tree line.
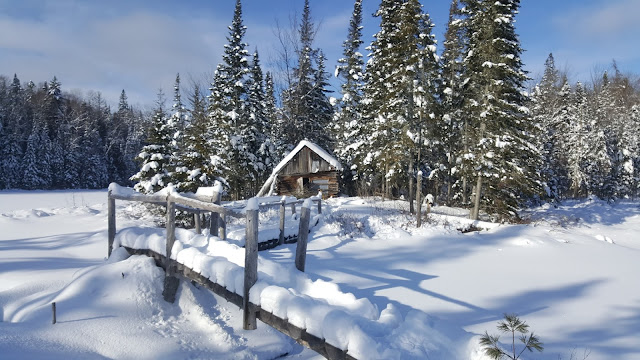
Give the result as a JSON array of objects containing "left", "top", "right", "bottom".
[
  {"left": 0, "top": 74, "right": 146, "bottom": 190},
  {"left": 331, "top": 0, "right": 640, "bottom": 219},
  {"left": 533, "top": 55, "right": 640, "bottom": 202},
  {"left": 334, "top": 0, "right": 541, "bottom": 219}
]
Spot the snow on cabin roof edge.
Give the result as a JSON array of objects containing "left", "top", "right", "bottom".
[{"left": 271, "top": 140, "right": 343, "bottom": 176}]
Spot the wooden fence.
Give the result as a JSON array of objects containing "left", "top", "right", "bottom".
[{"left": 106, "top": 184, "right": 351, "bottom": 359}]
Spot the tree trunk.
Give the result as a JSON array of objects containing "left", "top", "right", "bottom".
[
  {"left": 462, "top": 176, "right": 468, "bottom": 205},
  {"left": 471, "top": 175, "right": 482, "bottom": 220},
  {"left": 409, "top": 157, "right": 415, "bottom": 214},
  {"left": 416, "top": 173, "right": 422, "bottom": 227}
]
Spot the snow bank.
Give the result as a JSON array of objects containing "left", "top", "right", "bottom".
[{"left": 113, "top": 227, "right": 461, "bottom": 358}]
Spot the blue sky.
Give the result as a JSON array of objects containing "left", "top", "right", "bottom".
[{"left": 0, "top": 0, "right": 638, "bottom": 108}]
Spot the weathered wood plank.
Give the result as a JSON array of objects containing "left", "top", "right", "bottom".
[
  {"left": 210, "top": 190, "right": 222, "bottom": 237},
  {"left": 171, "top": 193, "right": 226, "bottom": 215},
  {"left": 108, "top": 191, "right": 116, "bottom": 258},
  {"left": 194, "top": 213, "right": 201, "bottom": 233},
  {"left": 243, "top": 207, "right": 259, "bottom": 330},
  {"left": 417, "top": 174, "right": 422, "bottom": 228},
  {"left": 163, "top": 199, "right": 179, "bottom": 303},
  {"left": 279, "top": 199, "right": 286, "bottom": 245},
  {"left": 109, "top": 192, "right": 167, "bottom": 204},
  {"left": 296, "top": 203, "right": 311, "bottom": 272}
]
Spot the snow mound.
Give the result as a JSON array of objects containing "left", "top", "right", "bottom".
[{"left": 113, "top": 227, "right": 466, "bottom": 358}]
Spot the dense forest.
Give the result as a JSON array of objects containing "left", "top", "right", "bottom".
[{"left": 1, "top": 0, "right": 638, "bottom": 220}]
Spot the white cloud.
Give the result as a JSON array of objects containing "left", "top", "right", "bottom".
[
  {"left": 554, "top": 0, "right": 640, "bottom": 39},
  {"left": 533, "top": 0, "right": 640, "bottom": 82},
  {"left": 0, "top": 3, "right": 227, "bottom": 106}
]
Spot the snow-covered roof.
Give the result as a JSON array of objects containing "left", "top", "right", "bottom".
[
  {"left": 256, "top": 140, "right": 342, "bottom": 197},
  {"left": 273, "top": 140, "right": 343, "bottom": 175}
]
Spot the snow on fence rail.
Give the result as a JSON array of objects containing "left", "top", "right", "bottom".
[{"left": 107, "top": 183, "right": 322, "bottom": 254}]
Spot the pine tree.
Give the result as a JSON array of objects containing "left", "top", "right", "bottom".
[
  {"left": 207, "top": 0, "right": 252, "bottom": 199},
  {"left": 130, "top": 91, "right": 172, "bottom": 194},
  {"left": 22, "top": 118, "right": 52, "bottom": 189},
  {"left": 308, "top": 50, "right": 334, "bottom": 149},
  {"left": 532, "top": 54, "right": 568, "bottom": 201},
  {"left": 206, "top": 70, "right": 232, "bottom": 192},
  {"left": 1, "top": 74, "right": 27, "bottom": 189},
  {"left": 0, "top": 78, "right": 8, "bottom": 189},
  {"left": 362, "top": 0, "right": 439, "bottom": 198},
  {"left": 106, "top": 90, "right": 133, "bottom": 185},
  {"left": 440, "top": 0, "right": 467, "bottom": 204},
  {"left": 566, "top": 82, "right": 589, "bottom": 197},
  {"left": 590, "top": 73, "right": 615, "bottom": 199},
  {"left": 281, "top": 0, "right": 333, "bottom": 150},
  {"left": 362, "top": 0, "right": 403, "bottom": 194},
  {"left": 631, "top": 105, "right": 640, "bottom": 197},
  {"left": 264, "top": 72, "right": 283, "bottom": 158},
  {"left": 334, "top": 0, "right": 365, "bottom": 194},
  {"left": 42, "top": 77, "right": 66, "bottom": 188},
  {"left": 167, "top": 74, "right": 190, "bottom": 190},
  {"left": 247, "top": 50, "right": 277, "bottom": 189},
  {"left": 77, "top": 101, "right": 108, "bottom": 188},
  {"left": 180, "top": 85, "right": 218, "bottom": 193},
  {"left": 603, "top": 67, "right": 637, "bottom": 199},
  {"left": 461, "top": 0, "right": 540, "bottom": 220}
]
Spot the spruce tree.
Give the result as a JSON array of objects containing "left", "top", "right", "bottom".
[
  {"left": 207, "top": 0, "right": 253, "bottom": 199},
  {"left": 77, "top": 101, "right": 108, "bottom": 188},
  {"left": 130, "top": 91, "right": 172, "bottom": 194},
  {"left": 334, "top": 0, "right": 365, "bottom": 194},
  {"left": 22, "top": 118, "right": 52, "bottom": 189},
  {"left": 106, "top": 90, "right": 133, "bottom": 185},
  {"left": 264, "top": 72, "right": 283, "bottom": 158},
  {"left": 362, "top": 0, "right": 439, "bottom": 198},
  {"left": 461, "top": 0, "right": 540, "bottom": 219},
  {"left": 532, "top": 54, "right": 568, "bottom": 201},
  {"left": 1, "top": 74, "right": 27, "bottom": 189},
  {"left": 281, "top": 0, "right": 333, "bottom": 150},
  {"left": 566, "top": 82, "right": 589, "bottom": 197},
  {"left": 206, "top": 70, "right": 232, "bottom": 191},
  {"left": 247, "top": 50, "right": 277, "bottom": 189},
  {"left": 180, "top": 84, "right": 218, "bottom": 193},
  {"left": 590, "top": 74, "right": 615, "bottom": 199},
  {"left": 167, "top": 74, "right": 189, "bottom": 190},
  {"left": 42, "top": 77, "right": 66, "bottom": 188},
  {"left": 440, "top": 0, "right": 467, "bottom": 204}
]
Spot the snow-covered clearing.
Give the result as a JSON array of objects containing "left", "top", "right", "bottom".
[{"left": 1, "top": 190, "right": 639, "bottom": 359}]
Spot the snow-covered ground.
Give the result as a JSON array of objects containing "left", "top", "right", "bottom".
[{"left": 1, "top": 190, "right": 639, "bottom": 359}]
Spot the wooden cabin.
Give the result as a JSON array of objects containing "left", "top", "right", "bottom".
[{"left": 257, "top": 140, "right": 343, "bottom": 198}]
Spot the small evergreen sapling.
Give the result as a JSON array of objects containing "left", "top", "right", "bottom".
[{"left": 480, "top": 313, "right": 544, "bottom": 360}]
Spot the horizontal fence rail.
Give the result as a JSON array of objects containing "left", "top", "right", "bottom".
[{"left": 106, "top": 183, "right": 348, "bottom": 359}]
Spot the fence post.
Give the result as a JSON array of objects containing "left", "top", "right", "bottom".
[
  {"left": 416, "top": 171, "right": 422, "bottom": 228},
  {"left": 279, "top": 198, "right": 286, "bottom": 245},
  {"left": 243, "top": 198, "right": 259, "bottom": 330},
  {"left": 163, "top": 195, "right": 179, "bottom": 303},
  {"left": 209, "top": 190, "right": 221, "bottom": 237},
  {"left": 317, "top": 191, "right": 322, "bottom": 214},
  {"left": 108, "top": 190, "right": 116, "bottom": 258},
  {"left": 194, "top": 212, "right": 201, "bottom": 234},
  {"left": 220, "top": 212, "right": 227, "bottom": 240},
  {"left": 295, "top": 200, "right": 311, "bottom": 272}
]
